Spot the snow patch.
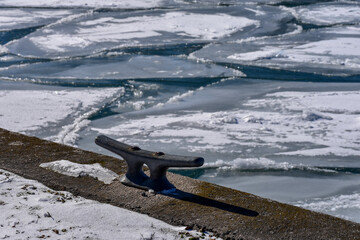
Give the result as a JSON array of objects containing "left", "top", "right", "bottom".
[
  {"left": 0, "top": 169, "right": 219, "bottom": 239},
  {"left": 40, "top": 160, "right": 119, "bottom": 184}
]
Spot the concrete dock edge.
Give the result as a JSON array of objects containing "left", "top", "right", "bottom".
[{"left": 1, "top": 128, "right": 359, "bottom": 240}]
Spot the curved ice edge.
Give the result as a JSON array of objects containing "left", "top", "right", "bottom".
[
  {"left": 294, "top": 192, "right": 360, "bottom": 223},
  {"left": 213, "top": 63, "right": 360, "bottom": 81}
]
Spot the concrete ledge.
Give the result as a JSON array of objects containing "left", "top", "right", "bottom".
[{"left": 1, "top": 128, "right": 359, "bottom": 240}]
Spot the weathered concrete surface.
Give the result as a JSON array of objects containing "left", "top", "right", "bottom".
[{"left": 0, "top": 128, "right": 359, "bottom": 240}]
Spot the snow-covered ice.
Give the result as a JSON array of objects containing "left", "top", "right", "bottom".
[
  {"left": 293, "top": 2, "right": 360, "bottom": 25},
  {"left": 294, "top": 192, "right": 360, "bottom": 223},
  {"left": 7, "top": 11, "right": 258, "bottom": 58},
  {"left": 0, "top": 0, "right": 162, "bottom": 8},
  {"left": 0, "top": 88, "right": 123, "bottom": 145},
  {"left": 1, "top": 0, "right": 360, "bottom": 226},
  {"left": 0, "top": 9, "right": 78, "bottom": 31},
  {"left": 93, "top": 90, "right": 360, "bottom": 157},
  {"left": 0, "top": 55, "right": 243, "bottom": 80}
]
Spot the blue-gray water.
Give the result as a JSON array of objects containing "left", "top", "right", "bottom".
[{"left": 1, "top": 0, "right": 360, "bottom": 223}]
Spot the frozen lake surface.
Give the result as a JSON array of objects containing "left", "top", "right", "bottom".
[{"left": 0, "top": 0, "right": 359, "bottom": 223}]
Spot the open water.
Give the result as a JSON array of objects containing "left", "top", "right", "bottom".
[{"left": 0, "top": 0, "right": 360, "bottom": 223}]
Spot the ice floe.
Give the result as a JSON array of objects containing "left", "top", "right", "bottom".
[
  {"left": 0, "top": 55, "right": 242, "bottom": 81},
  {"left": 295, "top": 192, "right": 360, "bottom": 223},
  {"left": 7, "top": 11, "right": 258, "bottom": 58},
  {"left": 228, "top": 47, "right": 281, "bottom": 62},
  {"left": 193, "top": 25, "right": 360, "bottom": 76},
  {"left": 93, "top": 90, "right": 360, "bottom": 158},
  {"left": 40, "top": 160, "right": 119, "bottom": 184},
  {"left": 293, "top": 2, "right": 360, "bottom": 25},
  {"left": 0, "top": 9, "right": 80, "bottom": 32},
  {"left": 0, "top": 0, "right": 163, "bottom": 8},
  {"left": 279, "top": 37, "right": 360, "bottom": 68},
  {"left": 0, "top": 88, "right": 122, "bottom": 140},
  {"left": 0, "top": 45, "right": 8, "bottom": 54},
  {"left": 200, "top": 158, "right": 340, "bottom": 176}
]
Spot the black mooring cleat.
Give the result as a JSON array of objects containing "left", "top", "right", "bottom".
[{"left": 95, "top": 135, "right": 204, "bottom": 192}]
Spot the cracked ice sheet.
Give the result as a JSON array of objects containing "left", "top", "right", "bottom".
[
  {"left": 0, "top": 9, "right": 79, "bottom": 31},
  {"left": 244, "top": 91, "right": 360, "bottom": 156},
  {"left": 0, "top": 55, "right": 243, "bottom": 80},
  {"left": 0, "top": 169, "right": 218, "bottom": 240},
  {"left": 92, "top": 91, "right": 360, "bottom": 157},
  {"left": 292, "top": 2, "right": 360, "bottom": 25},
  {"left": 227, "top": 34, "right": 360, "bottom": 70},
  {"left": 0, "top": 88, "right": 122, "bottom": 136},
  {"left": 278, "top": 37, "right": 360, "bottom": 68},
  {"left": 7, "top": 11, "right": 258, "bottom": 58},
  {"left": 194, "top": 25, "right": 360, "bottom": 75},
  {"left": 0, "top": 0, "right": 162, "bottom": 8}
]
